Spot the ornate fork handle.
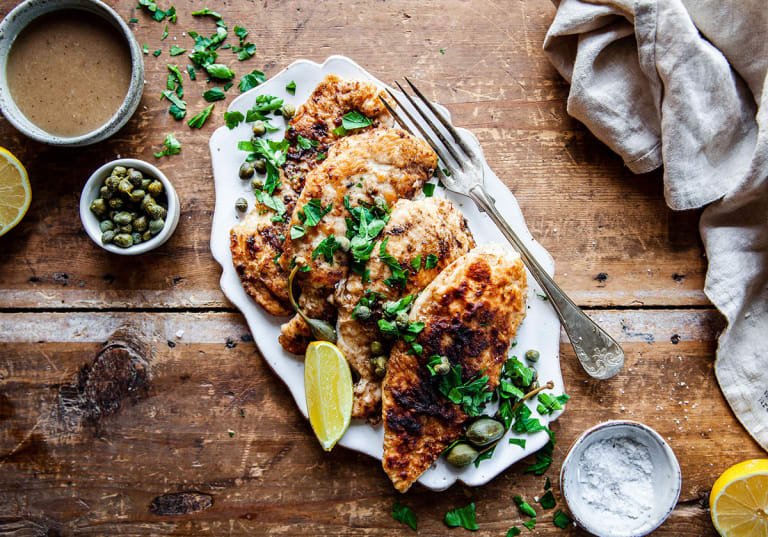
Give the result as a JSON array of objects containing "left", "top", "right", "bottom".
[{"left": 468, "top": 184, "right": 625, "bottom": 379}]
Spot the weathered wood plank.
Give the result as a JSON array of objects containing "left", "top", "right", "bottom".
[
  {"left": 0, "top": 0, "right": 707, "bottom": 309},
  {"left": 0, "top": 309, "right": 755, "bottom": 536}
]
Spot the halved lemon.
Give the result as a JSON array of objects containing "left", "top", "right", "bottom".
[
  {"left": 0, "top": 147, "right": 31, "bottom": 237},
  {"left": 710, "top": 459, "right": 768, "bottom": 537},
  {"left": 304, "top": 341, "right": 353, "bottom": 451}
]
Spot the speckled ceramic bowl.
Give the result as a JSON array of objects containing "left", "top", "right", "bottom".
[
  {"left": 560, "top": 420, "right": 682, "bottom": 537},
  {"left": 0, "top": 0, "right": 144, "bottom": 146}
]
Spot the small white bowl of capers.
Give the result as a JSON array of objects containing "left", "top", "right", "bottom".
[{"left": 80, "top": 158, "right": 180, "bottom": 255}]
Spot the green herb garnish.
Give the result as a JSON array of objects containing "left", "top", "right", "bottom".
[
  {"left": 239, "top": 69, "right": 266, "bottom": 92},
  {"left": 203, "top": 87, "right": 226, "bottom": 102},
  {"left": 391, "top": 502, "right": 417, "bottom": 531},
  {"left": 410, "top": 254, "right": 422, "bottom": 271},
  {"left": 507, "top": 528, "right": 521, "bottom": 537},
  {"left": 224, "top": 111, "right": 244, "bottom": 129},
  {"left": 553, "top": 510, "right": 571, "bottom": 529},
  {"left": 509, "top": 438, "right": 526, "bottom": 448},
  {"left": 161, "top": 24, "right": 168, "bottom": 40},
  {"left": 525, "top": 437, "right": 555, "bottom": 475},
  {"left": 286, "top": 80, "right": 296, "bottom": 94},
  {"left": 129, "top": 17, "right": 139, "bottom": 23},
  {"left": 423, "top": 183, "right": 435, "bottom": 197},
  {"left": 316, "top": 152, "right": 326, "bottom": 161},
  {"left": 539, "top": 490, "right": 556, "bottom": 509},
  {"left": 169, "top": 45, "right": 186, "bottom": 56},
  {"left": 444, "top": 503, "right": 478, "bottom": 531},
  {"left": 514, "top": 496, "right": 536, "bottom": 518},
  {"left": 424, "top": 253, "right": 438, "bottom": 270},
  {"left": 244, "top": 94, "right": 282, "bottom": 121},
  {"left": 191, "top": 8, "right": 222, "bottom": 19},
  {"left": 233, "top": 42, "right": 256, "bottom": 61},
  {"left": 161, "top": 89, "right": 186, "bottom": 119},
  {"left": 438, "top": 364, "right": 492, "bottom": 417},
  {"left": 205, "top": 63, "right": 235, "bottom": 80},
  {"left": 143, "top": 44, "right": 149, "bottom": 54},
  {"left": 299, "top": 198, "right": 332, "bottom": 227},
  {"left": 234, "top": 25, "right": 248, "bottom": 42},
  {"left": 379, "top": 237, "right": 409, "bottom": 287},
  {"left": 332, "top": 110, "right": 373, "bottom": 136},
  {"left": 522, "top": 519, "right": 536, "bottom": 530},
  {"left": 186, "top": 65, "right": 196, "bottom": 80},
  {"left": 537, "top": 392, "right": 570, "bottom": 415},
  {"left": 296, "top": 134, "right": 319, "bottom": 149},
  {"left": 153, "top": 49, "right": 162, "bottom": 57},
  {"left": 154, "top": 133, "right": 181, "bottom": 158},
  {"left": 188, "top": 103, "right": 214, "bottom": 128},
  {"left": 312, "top": 235, "right": 341, "bottom": 264}
]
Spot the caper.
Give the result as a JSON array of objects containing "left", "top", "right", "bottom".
[
  {"left": 146, "top": 204, "right": 167, "bottom": 220},
  {"left": 101, "top": 230, "right": 116, "bottom": 244},
  {"left": 252, "top": 120, "right": 266, "bottom": 136},
  {"left": 525, "top": 349, "right": 540, "bottom": 362},
  {"left": 113, "top": 212, "right": 132, "bottom": 225},
  {"left": 126, "top": 189, "right": 144, "bottom": 203},
  {"left": 133, "top": 215, "right": 148, "bottom": 233},
  {"left": 141, "top": 194, "right": 156, "bottom": 211},
  {"left": 89, "top": 198, "right": 107, "bottom": 216},
  {"left": 466, "top": 418, "right": 505, "bottom": 447},
  {"left": 235, "top": 197, "right": 248, "bottom": 212},
  {"left": 250, "top": 177, "right": 264, "bottom": 191},
  {"left": 445, "top": 443, "right": 479, "bottom": 468},
  {"left": 128, "top": 169, "right": 143, "bottom": 186},
  {"left": 141, "top": 178, "right": 152, "bottom": 190},
  {"left": 149, "top": 219, "right": 165, "bottom": 235},
  {"left": 374, "top": 195, "right": 388, "bottom": 211},
  {"left": 395, "top": 310, "right": 410, "bottom": 330},
  {"left": 112, "top": 165, "right": 127, "bottom": 177},
  {"left": 239, "top": 161, "right": 255, "bottom": 179},
  {"left": 105, "top": 175, "right": 120, "bottom": 191},
  {"left": 147, "top": 180, "right": 163, "bottom": 196},
  {"left": 99, "top": 220, "right": 115, "bottom": 232},
  {"left": 108, "top": 197, "right": 124, "bottom": 209},
  {"left": 370, "top": 341, "right": 384, "bottom": 355},
  {"left": 142, "top": 230, "right": 153, "bottom": 242},
  {"left": 131, "top": 232, "right": 143, "bottom": 244},
  {"left": 118, "top": 178, "right": 134, "bottom": 195},
  {"left": 371, "top": 356, "right": 388, "bottom": 378},
  {"left": 281, "top": 103, "right": 296, "bottom": 119},
  {"left": 253, "top": 158, "right": 267, "bottom": 174},
  {"left": 432, "top": 355, "right": 451, "bottom": 376},
  {"left": 112, "top": 233, "right": 134, "bottom": 248},
  {"left": 117, "top": 223, "right": 132, "bottom": 233},
  {"left": 336, "top": 236, "right": 351, "bottom": 252},
  {"left": 354, "top": 305, "right": 372, "bottom": 321},
  {"left": 99, "top": 185, "right": 112, "bottom": 200}
]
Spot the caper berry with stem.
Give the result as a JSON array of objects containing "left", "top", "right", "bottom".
[
  {"left": 371, "top": 356, "right": 388, "bottom": 378},
  {"left": 445, "top": 443, "right": 479, "bottom": 468},
  {"left": 370, "top": 341, "right": 384, "bottom": 355},
  {"left": 112, "top": 233, "right": 133, "bottom": 248},
  {"left": 252, "top": 120, "right": 266, "bottom": 136},
  {"left": 239, "top": 161, "right": 255, "bottom": 179},
  {"left": 89, "top": 199, "right": 107, "bottom": 216},
  {"left": 432, "top": 355, "right": 451, "bottom": 376},
  {"left": 525, "top": 349, "right": 540, "bottom": 362},
  {"left": 254, "top": 159, "right": 267, "bottom": 174},
  {"left": 466, "top": 418, "right": 505, "bottom": 447},
  {"left": 282, "top": 104, "right": 296, "bottom": 119},
  {"left": 235, "top": 197, "right": 248, "bottom": 212}
]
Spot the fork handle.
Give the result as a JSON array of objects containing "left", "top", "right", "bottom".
[{"left": 468, "top": 184, "right": 624, "bottom": 379}]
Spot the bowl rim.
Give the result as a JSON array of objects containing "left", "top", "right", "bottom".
[
  {"left": 79, "top": 158, "right": 180, "bottom": 256},
  {"left": 559, "top": 419, "right": 682, "bottom": 537},
  {"left": 0, "top": 0, "right": 144, "bottom": 146}
]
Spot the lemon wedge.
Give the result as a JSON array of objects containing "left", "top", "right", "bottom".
[
  {"left": 710, "top": 459, "right": 768, "bottom": 537},
  {"left": 0, "top": 147, "right": 31, "bottom": 237},
  {"left": 304, "top": 341, "right": 353, "bottom": 451}
]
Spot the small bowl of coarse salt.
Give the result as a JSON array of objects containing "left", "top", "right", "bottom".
[{"left": 560, "top": 420, "right": 681, "bottom": 537}]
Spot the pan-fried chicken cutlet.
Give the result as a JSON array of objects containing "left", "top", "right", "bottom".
[
  {"left": 382, "top": 244, "right": 527, "bottom": 492},
  {"left": 230, "top": 76, "right": 391, "bottom": 316},
  {"left": 278, "top": 127, "right": 438, "bottom": 355},
  {"left": 334, "top": 197, "right": 475, "bottom": 420}
]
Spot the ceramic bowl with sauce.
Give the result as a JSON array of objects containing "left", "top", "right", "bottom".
[
  {"left": 0, "top": 0, "right": 144, "bottom": 146},
  {"left": 80, "top": 159, "right": 180, "bottom": 255},
  {"left": 560, "top": 420, "right": 682, "bottom": 537}
]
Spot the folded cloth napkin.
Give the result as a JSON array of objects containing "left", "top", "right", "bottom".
[{"left": 544, "top": 0, "right": 768, "bottom": 451}]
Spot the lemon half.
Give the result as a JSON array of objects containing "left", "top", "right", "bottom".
[
  {"left": 0, "top": 147, "right": 31, "bottom": 237},
  {"left": 710, "top": 459, "right": 768, "bottom": 537},
  {"left": 304, "top": 341, "right": 353, "bottom": 451}
]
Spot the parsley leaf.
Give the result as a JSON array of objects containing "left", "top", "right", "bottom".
[
  {"left": 299, "top": 198, "right": 332, "bottom": 227},
  {"left": 438, "top": 364, "right": 493, "bottom": 417},
  {"left": 352, "top": 290, "right": 385, "bottom": 320},
  {"left": 202, "top": 87, "right": 226, "bottom": 102},
  {"left": 286, "top": 80, "right": 296, "bottom": 94},
  {"left": 205, "top": 63, "right": 235, "bottom": 80},
  {"left": 379, "top": 237, "right": 409, "bottom": 287},
  {"left": 188, "top": 103, "right": 214, "bottom": 128},
  {"left": 290, "top": 225, "right": 305, "bottom": 239},
  {"left": 537, "top": 392, "right": 570, "bottom": 415},
  {"left": 316, "top": 152, "right": 326, "bottom": 161},
  {"left": 224, "top": 110, "right": 244, "bottom": 129},
  {"left": 186, "top": 65, "right": 196, "bottom": 80},
  {"left": 154, "top": 133, "right": 181, "bottom": 158},
  {"left": 344, "top": 197, "right": 389, "bottom": 272},
  {"left": 523, "top": 519, "right": 536, "bottom": 530},
  {"left": 424, "top": 253, "right": 438, "bottom": 269},
  {"left": 507, "top": 528, "right": 521, "bottom": 537},
  {"left": 410, "top": 254, "right": 422, "bottom": 271},
  {"left": 153, "top": 49, "right": 162, "bottom": 57},
  {"left": 161, "top": 24, "right": 168, "bottom": 40},
  {"left": 296, "top": 134, "right": 319, "bottom": 149},
  {"left": 514, "top": 496, "right": 537, "bottom": 518},
  {"left": 143, "top": 44, "right": 149, "bottom": 54},
  {"left": 525, "top": 437, "right": 555, "bottom": 475},
  {"left": 191, "top": 8, "right": 222, "bottom": 19},
  {"left": 239, "top": 69, "right": 266, "bottom": 92},
  {"left": 234, "top": 25, "right": 248, "bottom": 42},
  {"left": 474, "top": 446, "right": 495, "bottom": 467},
  {"left": 161, "top": 89, "right": 186, "bottom": 119},
  {"left": 233, "top": 42, "right": 256, "bottom": 61},
  {"left": 312, "top": 235, "right": 341, "bottom": 264},
  {"left": 508, "top": 438, "right": 527, "bottom": 448},
  {"left": 169, "top": 45, "right": 186, "bottom": 56},
  {"left": 342, "top": 110, "right": 373, "bottom": 130},
  {"left": 244, "top": 94, "right": 282, "bottom": 121},
  {"left": 539, "top": 490, "right": 556, "bottom": 509},
  {"left": 423, "top": 183, "right": 436, "bottom": 197},
  {"left": 391, "top": 502, "right": 417, "bottom": 531},
  {"left": 383, "top": 294, "right": 414, "bottom": 317},
  {"left": 545, "top": 477, "right": 551, "bottom": 490},
  {"left": 444, "top": 503, "right": 479, "bottom": 531},
  {"left": 254, "top": 190, "right": 286, "bottom": 221},
  {"left": 553, "top": 510, "right": 572, "bottom": 529}
]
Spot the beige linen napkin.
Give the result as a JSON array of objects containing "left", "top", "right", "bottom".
[{"left": 544, "top": 0, "right": 768, "bottom": 450}]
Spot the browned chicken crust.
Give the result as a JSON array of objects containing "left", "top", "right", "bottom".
[
  {"left": 382, "top": 244, "right": 528, "bottom": 492},
  {"left": 334, "top": 197, "right": 475, "bottom": 420},
  {"left": 278, "top": 127, "right": 438, "bottom": 354},
  {"left": 230, "top": 75, "right": 391, "bottom": 317}
]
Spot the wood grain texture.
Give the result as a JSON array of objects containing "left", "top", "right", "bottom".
[
  {"left": 0, "top": 310, "right": 760, "bottom": 536},
  {"left": 0, "top": 0, "right": 707, "bottom": 309}
]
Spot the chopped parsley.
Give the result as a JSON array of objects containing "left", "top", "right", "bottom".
[
  {"left": 223, "top": 110, "right": 244, "bottom": 129},
  {"left": 296, "top": 134, "right": 319, "bottom": 149},
  {"left": 286, "top": 80, "right": 297, "bottom": 94},
  {"left": 424, "top": 253, "right": 438, "bottom": 269},
  {"left": 553, "top": 510, "right": 572, "bottom": 529},
  {"left": 379, "top": 237, "right": 409, "bottom": 287},
  {"left": 191, "top": 8, "right": 222, "bottom": 19},
  {"left": 513, "top": 496, "right": 537, "bottom": 518},
  {"left": 153, "top": 49, "right": 162, "bottom": 57},
  {"left": 188, "top": 103, "right": 214, "bottom": 128},
  {"left": 205, "top": 63, "right": 235, "bottom": 80},
  {"left": 290, "top": 225, "right": 305, "bottom": 239},
  {"left": 161, "top": 89, "right": 186, "bottom": 119},
  {"left": 299, "top": 198, "right": 332, "bottom": 227},
  {"left": 410, "top": 254, "right": 422, "bottom": 271},
  {"left": 169, "top": 45, "right": 186, "bottom": 56},
  {"left": 437, "top": 364, "right": 493, "bottom": 416},
  {"left": 537, "top": 392, "right": 570, "bottom": 415},
  {"left": 137, "top": 0, "right": 174, "bottom": 22},
  {"left": 507, "top": 528, "right": 521, "bottom": 537},
  {"left": 202, "top": 87, "right": 226, "bottom": 102},
  {"left": 143, "top": 44, "right": 149, "bottom": 54},
  {"left": 332, "top": 110, "right": 373, "bottom": 136},
  {"left": 391, "top": 502, "right": 417, "bottom": 531},
  {"left": 525, "top": 436, "right": 555, "bottom": 475},
  {"left": 239, "top": 69, "right": 266, "bottom": 92},
  {"left": 474, "top": 449, "right": 495, "bottom": 467},
  {"left": 444, "top": 503, "right": 478, "bottom": 531},
  {"left": 522, "top": 519, "right": 536, "bottom": 530},
  {"left": 537, "top": 293, "right": 549, "bottom": 301},
  {"left": 186, "top": 65, "right": 196, "bottom": 80},
  {"left": 312, "top": 235, "right": 342, "bottom": 264},
  {"left": 245, "top": 94, "right": 282, "bottom": 121},
  {"left": 224, "top": 81, "right": 233, "bottom": 91},
  {"left": 508, "top": 438, "right": 526, "bottom": 448},
  {"left": 129, "top": 17, "right": 139, "bottom": 23},
  {"left": 161, "top": 24, "right": 168, "bottom": 40},
  {"left": 316, "top": 152, "right": 326, "bottom": 161},
  {"left": 166, "top": 64, "right": 184, "bottom": 98},
  {"left": 423, "top": 183, "right": 436, "bottom": 197},
  {"left": 154, "top": 133, "right": 181, "bottom": 158},
  {"left": 539, "top": 490, "right": 556, "bottom": 509},
  {"left": 344, "top": 196, "right": 389, "bottom": 275},
  {"left": 545, "top": 477, "right": 551, "bottom": 490},
  {"left": 238, "top": 137, "right": 289, "bottom": 200},
  {"left": 352, "top": 290, "right": 385, "bottom": 320},
  {"left": 234, "top": 25, "right": 248, "bottom": 42}
]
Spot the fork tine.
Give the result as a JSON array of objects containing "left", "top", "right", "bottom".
[
  {"left": 378, "top": 96, "right": 414, "bottom": 137},
  {"left": 404, "top": 76, "right": 476, "bottom": 160},
  {"left": 383, "top": 89, "right": 457, "bottom": 173},
  {"left": 393, "top": 81, "right": 465, "bottom": 168}
]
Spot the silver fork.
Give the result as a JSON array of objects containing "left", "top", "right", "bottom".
[{"left": 379, "top": 78, "right": 624, "bottom": 380}]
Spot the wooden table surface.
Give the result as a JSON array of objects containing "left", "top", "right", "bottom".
[{"left": 0, "top": 1, "right": 763, "bottom": 535}]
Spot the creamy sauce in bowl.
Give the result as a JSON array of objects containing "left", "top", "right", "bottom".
[{"left": 5, "top": 10, "right": 132, "bottom": 137}]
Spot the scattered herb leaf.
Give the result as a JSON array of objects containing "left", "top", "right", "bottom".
[
  {"left": 286, "top": 80, "right": 296, "bottom": 94},
  {"left": 203, "top": 87, "right": 226, "bottom": 102},
  {"left": 444, "top": 503, "right": 479, "bottom": 531},
  {"left": 539, "top": 490, "right": 556, "bottom": 510},
  {"left": 392, "top": 502, "right": 417, "bottom": 531},
  {"left": 239, "top": 69, "right": 266, "bottom": 92},
  {"left": 424, "top": 253, "right": 438, "bottom": 269},
  {"left": 154, "top": 133, "right": 181, "bottom": 157},
  {"left": 224, "top": 110, "right": 244, "bottom": 129},
  {"left": 188, "top": 103, "right": 215, "bottom": 128},
  {"left": 424, "top": 183, "right": 436, "bottom": 197},
  {"left": 553, "top": 510, "right": 571, "bottom": 529}
]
